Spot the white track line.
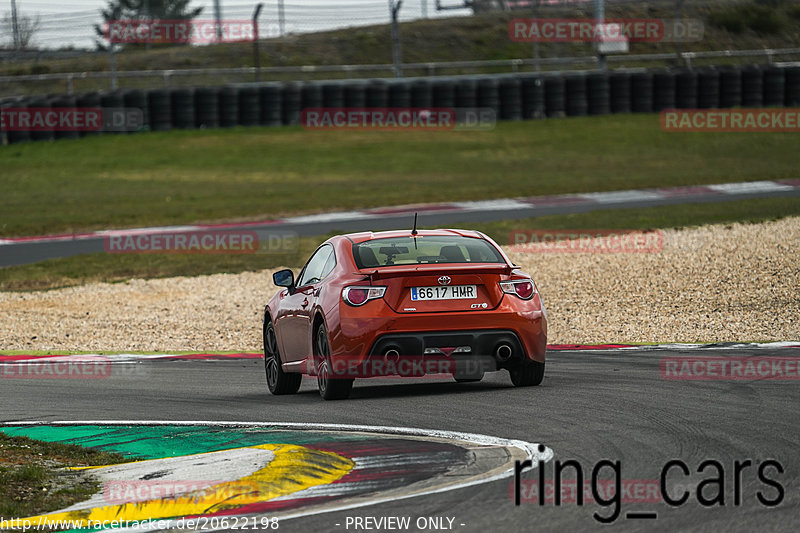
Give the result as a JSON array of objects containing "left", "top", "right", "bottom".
[
  {"left": 708, "top": 181, "right": 794, "bottom": 194},
  {"left": 578, "top": 190, "right": 663, "bottom": 203}
]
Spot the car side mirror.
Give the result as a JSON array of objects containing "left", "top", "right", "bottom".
[{"left": 273, "top": 269, "right": 295, "bottom": 292}]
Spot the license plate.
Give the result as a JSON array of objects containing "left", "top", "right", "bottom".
[{"left": 410, "top": 285, "right": 477, "bottom": 301}]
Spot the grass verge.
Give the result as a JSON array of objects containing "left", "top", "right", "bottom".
[
  {"left": 1, "top": 197, "right": 797, "bottom": 292},
  {"left": 2, "top": 117, "right": 799, "bottom": 237},
  {"left": 0, "top": 433, "right": 129, "bottom": 519}
]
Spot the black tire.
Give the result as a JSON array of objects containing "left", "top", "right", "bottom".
[
  {"left": 315, "top": 324, "right": 353, "bottom": 400},
  {"left": 264, "top": 321, "right": 301, "bottom": 395},
  {"left": 509, "top": 360, "right": 545, "bottom": 387}
]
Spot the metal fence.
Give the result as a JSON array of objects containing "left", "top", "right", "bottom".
[
  {"left": 0, "top": 0, "right": 794, "bottom": 97},
  {"left": 0, "top": 0, "right": 759, "bottom": 53},
  {"left": 2, "top": 48, "right": 799, "bottom": 96}
]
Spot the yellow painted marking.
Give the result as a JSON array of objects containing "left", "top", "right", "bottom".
[{"left": 23, "top": 444, "right": 354, "bottom": 527}]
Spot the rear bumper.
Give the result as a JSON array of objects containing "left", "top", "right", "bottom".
[
  {"left": 369, "top": 329, "right": 532, "bottom": 372},
  {"left": 332, "top": 303, "right": 547, "bottom": 366}
]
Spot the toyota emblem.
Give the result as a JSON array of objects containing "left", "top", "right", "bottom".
[{"left": 438, "top": 276, "right": 451, "bottom": 285}]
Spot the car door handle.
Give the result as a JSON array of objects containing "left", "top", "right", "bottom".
[{"left": 301, "top": 298, "right": 309, "bottom": 308}]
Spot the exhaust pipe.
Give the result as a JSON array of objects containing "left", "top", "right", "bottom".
[
  {"left": 495, "top": 343, "right": 513, "bottom": 362},
  {"left": 384, "top": 347, "right": 400, "bottom": 364}
]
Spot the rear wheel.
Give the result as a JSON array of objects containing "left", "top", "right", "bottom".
[
  {"left": 509, "top": 360, "right": 545, "bottom": 387},
  {"left": 315, "top": 324, "right": 353, "bottom": 400},
  {"left": 264, "top": 321, "right": 301, "bottom": 395}
]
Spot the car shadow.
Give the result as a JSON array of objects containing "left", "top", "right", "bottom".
[{"left": 351, "top": 381, "right": 509, "bottom": 399}]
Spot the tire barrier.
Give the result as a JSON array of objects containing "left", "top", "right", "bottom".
[
  {"left": 100, "top": 90, "right": 127, "bottom": 133},
  {"left": 564, "top": 74, "right": 588, "bottom": 117},
  {"left": 147, "top": 89, "right": 171, "bottom": 131},
  {"left": 301, "top": 83, "right": 323, "bottom": 111},
  {"left": 786, "top": 66, "right": 800, "bottom": 106},
  {"left": 259, "top": 84, "right": 282, "bottom": 126},
  {"left": 630, "top": 71, "right": 654, "bottom": 113},
  {"left": 518, "top": 74, "right": 545, "bottom": 119},
  {"left": 122, "top": 89, "right": 149, "bottom": 129},
  {"left": 544, "top": 76, "right": 566, "bottom": 118},
  {"left": 27, "top": 97, "right": 54, "bottom": 142},
  {"left": 587, "top": 72, "right": 610, "bottom": 116},
  {"left": 218, "top": 86, "right": 239, "bottom": 128},
  {"left": 194, "top": 87, "right": 220, "bottom": 129},
  {"left": 321, "top": 82, "right": 345, "bottom": 108},
  {"left": 410, "top": 79, "right": 433, "bottom": 108},
  {"left": 76, "top": 92, "right": 101, "bottom": 136},
  {"left": 100, "top": 90, "right": 124, "bottom": 109},
  {"left": 281, "top": 82, "right": 302, "bottom": 126},
  {"left": 741, "top": 65, "right": 763, "bottom": 107},
  {"left": 9, "top": 65, "right": 800, "bottom": 143},
  {"left": 499, "top": 77, "right": 522, "bottom": 120},
  {"left": 366, "top": 80, "right": 389, "bottom": 108},
  {"left": 432, "top": 78, "right": 455, "bottom": 108},
  {"left": 476, "top": 77, "right": 500, "bottom": 113},
  {"left": 675, "top": 69, "right": 698, "bottom": 109},
  {"left": 719, "top": 67, "right": 742, "bottom": 108},
  {"left": 652, "top": 70, "right": 676, "bottom": 112},
  {"left": 51, "top": 95, "right": 79, "bottom": 139},
  {"left": 697, "top": 68, "right": 720, "bottom": 109},
  {"left": 344, "top": 82, "right": 367, "bottom": 108},
  {"left": 3, "top": 98, "right": 30, "bottom": 144},
  {"left": 388, "top": 80, "right": 411, "bottom": 108},
  {"left": 170, "top": 88, "right": 195, "bottom": 130},
  {"left": 0, "top": 98, "right": 11, "bottom": 143},
  {"left": 238, "top": 86, "right": 260, "bottom": 126},
  {"left": 763, "top": 65, "right": 786, "bottom": 107},
  {"left": 609, "top": 71, "right": 631, "bottom": 113},
  {"left": 454, "top": 78, "right": 477, "bottom": 109}
]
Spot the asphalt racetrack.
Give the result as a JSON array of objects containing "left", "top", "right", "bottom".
[
  {"left": 2, "top": 346, "right": 798, "bottom": 532},
  {"left": 2, "top": 179, "right": 799, "bottom": 267}
]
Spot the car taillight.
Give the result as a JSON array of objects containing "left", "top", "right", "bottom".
[
  {"left": 500, "top": 280, "right": 535, "bottom": 300},
  {"left": 342, "top": 286, "right": 386, "bottom": 306}
]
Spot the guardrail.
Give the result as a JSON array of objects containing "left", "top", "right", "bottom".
[{"left": 3, "top": 47, "right": 800, "bottom": 95}]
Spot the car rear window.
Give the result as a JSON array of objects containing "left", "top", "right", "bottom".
[{"left": 353, "top": 235, "right": 504, "bottom": 268}]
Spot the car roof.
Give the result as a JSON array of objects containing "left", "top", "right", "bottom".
[{"left": 344, "top": 229, "right": 485, "bottom": 244}]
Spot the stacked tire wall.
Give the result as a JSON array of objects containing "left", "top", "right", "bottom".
[{"left": 3, "top": 64, "right": 800, "bottom": 144}]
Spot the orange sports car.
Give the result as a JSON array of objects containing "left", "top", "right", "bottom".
[{"left": 262, "top": 228, "right": 547, "bottom": 400}]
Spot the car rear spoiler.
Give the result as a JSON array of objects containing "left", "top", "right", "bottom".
[{"left": 364, "top": 263, "right": 513, "bottom": 280}]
